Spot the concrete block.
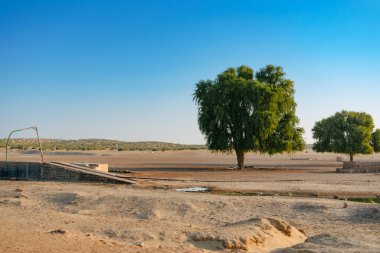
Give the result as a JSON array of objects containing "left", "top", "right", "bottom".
[{"left": 89, "top": 163, "right": 109, "bottom": 172}]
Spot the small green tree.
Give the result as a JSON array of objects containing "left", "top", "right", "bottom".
[
  {"left": 312, "top": 111, "right": 374, "bottom": 162},
  {"left": 193, "top": 65, "right": 304, "bottom": 169},
  {"left": 371, "top": 129, "right": 380, "bottom": 152}
]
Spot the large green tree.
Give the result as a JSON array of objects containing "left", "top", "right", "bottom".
[
  {"left": 371, "top": 129, "right": 380, "bottom": 152},
  {"left": 193, "top": 65, "right": 304, "bottom": 169},
  {"left": 312, "top": 111, "right": 374, "bottom": 162}
]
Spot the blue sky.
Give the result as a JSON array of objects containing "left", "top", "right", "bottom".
[{"left": 1, "top": 0, "right": 379, "bottom": 144}]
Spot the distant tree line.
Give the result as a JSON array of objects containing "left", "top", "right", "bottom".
[{"left": 0, "top": 139, "right": 206, "bottom": 152}]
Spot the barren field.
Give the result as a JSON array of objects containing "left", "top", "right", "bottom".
[{"left": 0, "top": 149, "right": 379, "bottom": 252}]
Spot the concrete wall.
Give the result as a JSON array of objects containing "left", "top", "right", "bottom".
[
  {"left": 0, "top": 161, "right": 125, "bottom": 183},
  {"left": 337, "top": 161, "right": 380, "bottom": 173}
]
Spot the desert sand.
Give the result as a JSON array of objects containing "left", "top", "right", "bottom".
[{"left": 0, "top": 149, "right": 379, "bottom": 252}]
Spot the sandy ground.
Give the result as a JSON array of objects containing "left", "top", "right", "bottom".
[
  {"left": 6, "top": 149, "right": 377, "bottom": 197},
  {"left": 0, "top": 149, "right": 379, "bottom": 252}
]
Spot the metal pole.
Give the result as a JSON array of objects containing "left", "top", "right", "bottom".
[
  {"left": 5, "top": 130, "right": 20, "bottom": 167},
  {"left": 33, "top": 126, "right": 44, "bottom": 163}
]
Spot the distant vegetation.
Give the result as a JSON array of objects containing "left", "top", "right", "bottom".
[
  {"left": 371, "top": 129, "right": 380, "bottom": 153},
  {"left": 0, "top": 139, "right": 206, "bottom": 151}
]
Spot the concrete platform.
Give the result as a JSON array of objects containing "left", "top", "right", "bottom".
[
  {"left": 0, "top": 161, "right": 135, "bottom": 184},
  {"left": 72, "top": 163, "right": 109, "bottom": 172},
  {"left": 336, "top": 161, "right": 380, "bottom": 173}
]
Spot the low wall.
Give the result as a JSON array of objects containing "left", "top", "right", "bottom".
[
  {"left": 337, "top": 161, "right": 380, "bottom": 173},
  {"left": 0, "top": 161, "right": 126, "bottom": 183}
]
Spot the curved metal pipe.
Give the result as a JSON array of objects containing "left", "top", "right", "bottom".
[{"left": 5, "top": 126, "right": 44, "bottom": 168}]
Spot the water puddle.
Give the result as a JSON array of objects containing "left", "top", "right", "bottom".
[{"left": 175, "top": 187, "right": 209, "bottom": 192}]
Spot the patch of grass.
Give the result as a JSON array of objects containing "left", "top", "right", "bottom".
[
  {"left": 214, "top": 191, "right": 257, "bottom": 196},
  {"left": 212, "top": 191, "right": 278, "bottom": 196},
  {"left": 347, "top": 197, "right": 380, "bottom": 204}
]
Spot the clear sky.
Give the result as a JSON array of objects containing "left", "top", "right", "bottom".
[{"left": 1, "top": 0, "right": 379, "bottom": 144}]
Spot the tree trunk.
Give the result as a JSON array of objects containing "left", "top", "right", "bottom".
[
  {"left": 350, "top": 154, "right": 354, "bottom": 162},
  {"left": 236, "top": 150, "right": 245, "bottom": 170}
]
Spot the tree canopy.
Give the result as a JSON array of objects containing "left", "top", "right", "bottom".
[
  {"left": 371, "top": 129, "right": 380, "bottom": 153},
  {"left": 312, "top": 111, "right": 374, "bottom": 161},
  {"left": 193, "top": 65, "right": 304, "bottom": 169}
]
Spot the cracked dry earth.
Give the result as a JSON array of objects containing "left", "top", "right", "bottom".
[{"left": 0, "top": 181, "right": 379, "bottom": 253}]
